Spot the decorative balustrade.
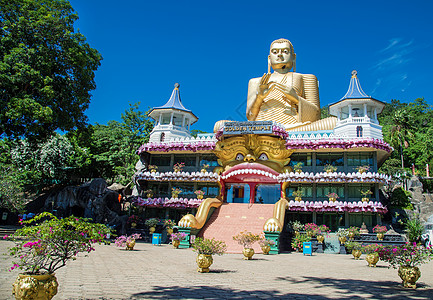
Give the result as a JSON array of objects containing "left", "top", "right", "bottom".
[
  {"left": 287, "top": 199, "right": 387, "bottom": 213},
  {"left": 285, "top": 138, "right": 392, "bottom": 152},
  {"left": 137, "top": 136, "right": 217, "bottom": 154},
  {"left": 135, "top": 171, "right": 219, "bottom": 182},
  {"left": 132, "top": 197, "right": 203, "bottom": 208},
  {"left": 278, "top": 171, "right": 391, "bottom": 184}
]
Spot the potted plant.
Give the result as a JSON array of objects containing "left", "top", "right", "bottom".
[
  {"left": 360, "top": 189, "right": 373, "bottom": 202},
  {"left": 194, "top": 190, "right": 205, "bottom": 200},
  {"left": 171, "top": 187, "right": 182, "bottom": 199},
  {"left": 291, "top": 233, "right": 311, "bottom": 252},
  {"left": 170, "top": 232, "right": 187, "bottom": 248},
  {"left": 348, "top": 226, "right": 360, "bottom": 240},
  {"left": 356, "top": 165, "right": 370, "bottom": 174},
  {"left": 326, "top": 192, "right": 339, "bottom": 202},
  {"left": 258, "top": 237, "right": 275, "bottom": 255},
  {"left": 345, "top": 241, "right": 362, "bottom": 259},
  {"left": 373, "top": 225, "right": 387, "bottom": 241},
  {"left": 292, "top": 189, "right": 304, "bottom": 202},
  {"left": 148, "top": 165, "right": 158, "bottom": 173},
  {"left": 233, "top": 231, "right": 261, "bottom": 260},
  {"left": 290, "top": 220, "right": 303, "bottom": 235},
  {"left": 114, "top": 233, "right": 141, "bottom": 250},
  {"left": 337, "top": 228, "right": 349, "bottom": 244},
  {"left": 304, "top": 223, "right": 318, "bottom": 237},
  {"left": 173, "top": 162, "right": 185, "bottom": 172},
  {"left": 293, "top": 162, "right": 303, "bottom": 173},
  {"left": 362, "top": 244, "right": 383, "bottom": 267},
  {"left": 324, "top": 164, "right": 337, "bottom": 173},
  {"left": 127, "top": 215, "right": 141, "bottom": 228},
  {"left": 316, "top": 224, "right": 330, "bottom": 244},
  {"left": 378, "top": 242, "right": 433, "bottom": 288},
  {"left": 145, "top": 218, "right": 159, "bottom": 233},
  {"left": 7, "top": 212, "right": 110, "bottom": 300},
  {"left": 164, "top": 219, "right": 176, "bottom": 234},
  {"left": 191, "top": 237, "right": 227, "bottom": 273},
  {"left": 144, "top": 189, "right": 154, "bottom": 198},
  {"left": 201, "top": 163, "right": 209, "bottom": 173}
]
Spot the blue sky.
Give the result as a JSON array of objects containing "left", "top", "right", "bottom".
[{"left": 69, "top": 0, "right": 433, "bottom": 133}]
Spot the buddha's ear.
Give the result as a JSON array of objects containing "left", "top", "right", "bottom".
[
  {"left": 267, "top": 55, "right": 271, "bottom": 73},
  {"left": 292, "top": 53, "right": 296, "bottom": 72}
]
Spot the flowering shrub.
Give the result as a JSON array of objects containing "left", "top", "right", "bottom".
[
  {"left": 360, "top": 189, "right": 373, "bottom": 197},
  {"left": 337, "top": 228, "right": 349, "bottom": 237},
  {"left": 173, "top": 162, "right": 185, "bottom": 172},
  {"left": 378, "top": 242, "right": 433, "bottom": 268},
  {"left": 164, "top": 219, "right": 176, "bottom": 229},
  {"left": 293, "top": 162, "right": 303, "bottom": 173},
  {"left": 348, "top": 226, "right": 360, "bottom": 236},
  {"left": 304, "top": 223, "right": 318, "bottom": 233},
  {"left": 192, "top": 237, "right": 227, "bottom": 255},
  {"left": 114, "top": 233, "right": 141, "bottom": 248},
  {"left": 345, "top": 241, "right": 362, "bottom": 251},
  {"left": 324, "top": 164, "right": 338, "bottom": 173},
  {"left": 356, "top": 165, "right": 371, "bottom": 173},
  {"left": 326, "top": 192, "right": 339, "bottom": 199},
  {"left": 290, "top": 220, "right": 303, "bottom": 232},
  {"left": 170, "top": 232, "right": 187, "bottom": 242},
  {"left": 373, "top": 225, "right": 387, "bottom": 233},
  {"left": 127, "top": 215, "right": 141, "bottom": 224},
  {"left": 233, "top": 231, "right": 261, "bottom": 248},
  {"left": 144, "top": 218, "right": 159, "bottom": 227},
  {"left": 7, "top": 212, "right": 110, "bottom": 274},
  {"left": 291, "top": 234, "right": 311, "bottom": 250},
  {"left": 258, "top": 238, "right": 275, "bottom": 247},
  {"left": 171, "top": 187, "right": 182, "bottom": 198},
  {"left": 292, "top": 189, "right": 304, "bottom": 198},
  {"left": 362, "top": 243, "right": 383, "bottom": 254},
  {"left": 148, "top": 165, "right": 158, "bottom": 172},
  {"left": 194, "top": 190, "right": 205, "bottom": 196},
  {"left": 318, "top": 225, "right": 331, "bottom": 236}
]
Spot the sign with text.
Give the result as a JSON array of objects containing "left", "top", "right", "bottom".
[{"left": 223, "top": 121, "right": 273, "bottom": 135}]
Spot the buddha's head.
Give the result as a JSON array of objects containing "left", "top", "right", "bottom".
[{"left": 269, "top": 38, "right": 296, "bottom": 72}]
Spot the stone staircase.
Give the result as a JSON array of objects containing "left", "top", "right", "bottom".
[
  {"left": 0, "top": 226, "right": 21, "bottom": 238},
  {"left": 197, "top": 203, "right": 274, "bottom": 253}
]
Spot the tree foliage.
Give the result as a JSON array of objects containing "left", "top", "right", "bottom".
[
  {"left": 0, "top": 0, "right": 102, "bottom": 140},
  {"left": 379, "top": 98, "right": 433, "bottom": 177}
]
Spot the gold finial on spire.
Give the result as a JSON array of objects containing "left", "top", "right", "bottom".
[
  {"left": 174, "top": 83, "right": 180, "bottom": 90},
  {"left": 351, "top": 70, "right": 358, "bottom": 78}
]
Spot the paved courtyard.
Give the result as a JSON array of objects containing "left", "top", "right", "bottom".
[{"left": 1, "top": 240, "right": 433, "bottom": 299}]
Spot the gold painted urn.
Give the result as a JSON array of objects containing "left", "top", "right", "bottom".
[
  {"left": 12, "top": 273, "right": 58, "bottom": 300},
  {"left": 261, "top": 246, "right": 271, "bottom": 255},
  {"left": 376, "top": 233, "right": 384, "bottom": 241},
  {"left": 243, "top": 248, "right": 255, "bottom": 260},
  {"left": 172, "top": 240, "right": 180, "bottom": 248},
  {"left": 126, "top": 239, "right": 136, "bottom": 250},
  {"left": 365, "top": 253, "right": 379, "bottom": 267},
  {"left": 196, "top": 254, "right": 213, "bottom": 273},
  {"left": 352, "top": 250, "right": 362, "bottom": 260},
  {"left": 398, "top": 266, "right": 421, "bottom": 289},
  {"left": 316, "top": 235, "right": 325, "bottom": 244}
]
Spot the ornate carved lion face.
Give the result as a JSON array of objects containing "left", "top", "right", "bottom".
[{"left": 213, "top": 135, "right": 293, "bottom": 174}]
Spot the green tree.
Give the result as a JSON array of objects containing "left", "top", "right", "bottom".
[
  {"left": 0, "top": 0, "right": 102, "bottom": 140},
  {"left": 0, "top": 165, "right": 26, "bottom": 212},
  {"left": 388, "top": 109, "right": 415, "bottom": 169}
]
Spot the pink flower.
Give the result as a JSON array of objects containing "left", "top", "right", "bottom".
[{"left": 3, "top": 235, "right": 8, "bottom": 239}]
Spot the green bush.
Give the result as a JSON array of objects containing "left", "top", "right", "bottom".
[{"left": 390, "top": 187, "right": 413, "bottom": 210}]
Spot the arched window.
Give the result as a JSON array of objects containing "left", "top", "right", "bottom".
[
  {"left": 356, "top": 126, "right": 363, "bottom": 137},
  {"left": 160, "top": 132, "right": 165, "bottom": 142}
]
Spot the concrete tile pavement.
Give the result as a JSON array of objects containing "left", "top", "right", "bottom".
[{"left": 1, "top": 240, "right": 433, "bottom": 299}]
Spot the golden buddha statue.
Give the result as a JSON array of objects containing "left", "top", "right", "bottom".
[{"left": 246, "top": 38, "right": 335, "bottom": 131}]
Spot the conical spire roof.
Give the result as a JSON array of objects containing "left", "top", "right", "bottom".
[
  {"left": 153, "top": 83, "right": 191, "bottom": 112},
  {"left": 340, "top": 70, "right": 371, "bottom": 100}
]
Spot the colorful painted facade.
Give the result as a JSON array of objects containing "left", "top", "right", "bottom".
[{"left": 133, "top": 40, "right": 392, "bottom": 253}]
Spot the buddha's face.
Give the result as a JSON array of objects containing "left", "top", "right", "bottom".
[{"left": 269, "top": 42, "right": 294, "bottom": 71}]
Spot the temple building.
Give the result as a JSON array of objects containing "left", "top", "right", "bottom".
[{"left": 132, "top": 39, "right": 392, "bottom": 253}]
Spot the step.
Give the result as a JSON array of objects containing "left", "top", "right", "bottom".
[{"left": 198, "top": 203, "right": 274, "bottom": 253}]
